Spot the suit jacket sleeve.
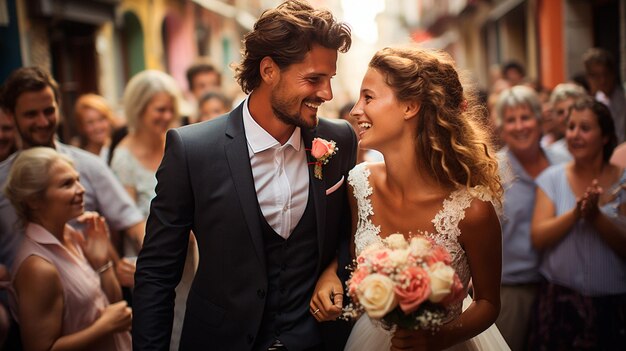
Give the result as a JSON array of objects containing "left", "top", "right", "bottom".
[
  {"left": 133, "top": 129, "right": 194, "bottom": 350},
  {"left": 337, "top": 121, "right": 358, "bottom": 283}
]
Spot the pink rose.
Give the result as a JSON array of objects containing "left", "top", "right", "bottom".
[
  {"left": 394, "top": 266, "right": 431, "bottom": 314},
  {"left": 348, "top": 267, "right": 370, "bottom": 296},
  {"left": 425, "top": 245, "right": 452, "bottom": 266},
  {"left": 440, "top": 274, "right": 466, "bottom": 306},
  {"left": 311, "top": 138, "right": 334, "bottom": 159},
  {"left": 370, "top": 249, "right": 392, "bottom": 271}
]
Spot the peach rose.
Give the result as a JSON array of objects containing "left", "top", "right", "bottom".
[
  {"left": 394, "top": 266, "right": 431, "bottom": 314},
  {"left": 425, "top": 245, "right": 452, "bottom": 266},
  {"left": 427, "top": 262, "right": 456, "bottom": 303},
  {"left": 357, "top": 274, "right": 398, "bottom": 318},
  {"left": 311, "top": 138, "right": 335, "bottom": 159},
  {"left": 348, "top": 267, "right": 370, "bottom": 296}
]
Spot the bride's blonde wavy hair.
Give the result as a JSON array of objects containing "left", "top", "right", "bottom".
[{"left": 369, "top": 47, "right": 502, "bottom": 202}]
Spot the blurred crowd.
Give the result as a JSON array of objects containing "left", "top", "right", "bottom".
[{"left": 0, "top": 45, "right": 624, "bottom": 350}]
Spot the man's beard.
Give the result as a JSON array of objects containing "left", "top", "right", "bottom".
[
  {"left": 17, "top": 126, "right": 56, "bottom": 148},
  {"left": 270, "top": 82, "right": 319, "bottom": 130}
]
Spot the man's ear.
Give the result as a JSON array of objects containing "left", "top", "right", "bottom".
[
  {"left": 403, "top": 101, "right": 420, "bottom": 120},
  {"left": 260, "top": 56, "right": 279, "bottom": 85}
]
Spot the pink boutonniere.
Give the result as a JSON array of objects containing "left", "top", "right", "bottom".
[{"left": 308, "top": 137, "right": 338, "bottom": 180}]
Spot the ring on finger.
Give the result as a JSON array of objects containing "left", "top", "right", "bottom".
[{"left": 312, "top": 308, "right": 320, "bottom": 315}]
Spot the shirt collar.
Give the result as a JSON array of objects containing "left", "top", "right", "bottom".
[
  {"left": 25, "top": 223, "right": 64, "bottom": 246},
  {"left": 242, "top": 95, "right": 302, "bottom": 154}
]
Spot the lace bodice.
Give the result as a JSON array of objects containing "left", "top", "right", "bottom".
[{"left": 347, "top": 163, "right": 496, "bottom": 321}]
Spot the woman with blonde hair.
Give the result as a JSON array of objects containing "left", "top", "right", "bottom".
[
  {"left": 111, "top": 70, "right": 197, "bottom": 350},
  {"left": 73, "top": 94, "right": 118, "bottom": 161},
  {"left": 4, "top": 147, "right": 131, "bottom": 350},
  {"left": 311, "top": 47, "right": 509, "bottom": 350}
]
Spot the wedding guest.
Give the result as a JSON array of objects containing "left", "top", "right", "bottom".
[
  {"left": 543, "top": 83, "right": 587, "bottom": 156},
  {"left": 186, "top": 62, "right": 222, "bottom": 101},
  {"left": 583, "top": 48, "right": 626, "bottom": 143},
  {"left": 184, "top": 62, "right": 222, "bottom": 124},
  {"left": 502, "top": 60, "right": 526, "bottom": 87},
  {"left": 197, "top": 91, "right": 230, "bottom": 123},
  {"left": 72, "top": 94, "right": 117, "bottom": 162},
  {"left": 494, "top": 85, "right": 570, "bottom": 350},
  {"left": 531, "top": 97, "right": 626, "bottom": 349},
  {"left": 4, "top": 147, "right": 131, "bottom": 350},
  {"left": 0, "top": 109, "right": 18, "bottom": 162},
  {"left": 110, "top": 69, "right": 196, "bottom": 350},
  {"left": 0, "top": 67, "right": 144, "bottom": 289}
]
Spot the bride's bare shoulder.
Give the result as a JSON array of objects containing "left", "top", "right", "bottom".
[{"left": 459, "top": 197, "right": 500, "bottom": 241}]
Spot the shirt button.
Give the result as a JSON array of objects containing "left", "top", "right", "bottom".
[
  {"left": 257, "top": 289, "right": 266, "bottom": 298},
  {"left": 247, "top": 334, "right": 254, "bottom": 344}
]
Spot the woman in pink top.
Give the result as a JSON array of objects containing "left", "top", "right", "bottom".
[{"left": 4, "top": 147, "right": 131, "bottom": 350}]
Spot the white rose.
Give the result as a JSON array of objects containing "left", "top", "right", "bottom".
[
  {"left": 385, "top": 233, "right": 408, "bottom": 250},
  {"left": 409, "top": 237, "right": 432, "bottom": 258},
  {"left": 388, "top": 249, "right": 410, "bottom": 268},
  {"left": 427, "top": 262, "right": 455, "bottom": 303},
  {"left": 357, "top": 274, "right": 398, "bottom": 318}
]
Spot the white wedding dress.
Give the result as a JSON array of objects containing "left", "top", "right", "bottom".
[{"left": 344, "top": 163, "right": 510, "bottom": 351}]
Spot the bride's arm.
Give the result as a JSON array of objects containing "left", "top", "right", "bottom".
[
  {"left": 310, "top": 183, "right": 358, "bottom": 322},
  {"left": 392, "top": 199, "right": 502, "bottom": 350}
]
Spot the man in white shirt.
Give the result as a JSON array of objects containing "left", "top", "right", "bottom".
[{"left": 133, "top": 1, "right": 357, "bottom": 350}]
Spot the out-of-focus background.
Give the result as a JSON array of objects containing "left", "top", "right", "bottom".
[{"left": 0, "top": 0, "right": 624, "bottom": 142}]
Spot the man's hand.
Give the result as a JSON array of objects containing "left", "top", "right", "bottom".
[{"left": 309, "top": 269, "right": 344, "bottom": 322}]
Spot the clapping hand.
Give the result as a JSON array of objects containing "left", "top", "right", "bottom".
[
  {"left": 578, "top": 180, "right": 603, "bottom": 221},
  {"left": 75, "top": 212, "right": 111, "bottom": 269}
]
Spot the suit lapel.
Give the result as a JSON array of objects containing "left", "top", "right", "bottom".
[
  {"left": 224, "top": 105, "right": 266, "bottom": 272},
  {"left": 302, "top": 127, "right": 326, "bottom": 269}
]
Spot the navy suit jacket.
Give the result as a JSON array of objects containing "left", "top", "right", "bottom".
[{"left": 133, "top": 102, "right": 357, "bottom": 350}]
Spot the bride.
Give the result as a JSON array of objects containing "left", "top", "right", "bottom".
[{"left": 313, "top": 47, "right": 510, "bottom": 350}]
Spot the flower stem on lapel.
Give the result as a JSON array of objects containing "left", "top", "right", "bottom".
[{"left": 307, "top": 137, "right": 338, "bottom": 180}]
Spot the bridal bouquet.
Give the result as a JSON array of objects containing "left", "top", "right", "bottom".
[{"left": 344, "top": 234, "right": 466, "bottom": 330}]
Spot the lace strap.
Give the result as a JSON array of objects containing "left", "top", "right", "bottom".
[
  {"left": 432, "top": 185, "right": 495, "bottom": 238},
  {"left": 348, "top": 163, "right": 375, "bottom": 217}
]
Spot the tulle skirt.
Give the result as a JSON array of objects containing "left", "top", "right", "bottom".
[{"left": 344, "top": 296, "right": 511, "bottom": 351}]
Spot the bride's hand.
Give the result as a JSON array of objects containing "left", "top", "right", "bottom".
[
  {"left": 309, "top": 260, "right": 343, "bottom": 322},
  {"left": 391, "top": 327, "right": 443, "bottom": 351}
]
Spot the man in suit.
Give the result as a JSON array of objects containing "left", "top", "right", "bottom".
[{"left": 132, "top": 1, "right": 356, "bottom": 350}]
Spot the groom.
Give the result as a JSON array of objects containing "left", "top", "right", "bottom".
[{"left": 132, "top": 1, "right": 356, "bottom": 350}]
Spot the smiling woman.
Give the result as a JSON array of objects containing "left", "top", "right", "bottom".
[
  {"left": 494, "top": 85, "right": 570, "bottom": 350},
  {"left": 110, "top": 70, "right": 197, "bottom": 350},
  {"left": 529, "top": 97, "right": 626, "bottom": 349},
  {"left": 3, "top": 147, "right": 131, "bottom": 351}
]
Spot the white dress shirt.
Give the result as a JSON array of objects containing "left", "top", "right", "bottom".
[{"left": 242, "top": 97, "right": 309, "bottom": 239}]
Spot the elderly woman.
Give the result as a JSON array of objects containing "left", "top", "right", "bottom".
[
  {"left": 72, "top": 94, "right": 118, "bottom": 162},
  {"left": 542, "top": 83, "right": 587, "bottom": 156},
  {"left": 531, "top": 97, "right": 626, "bottom": 349},
  {"left": 110, "top": 70, "right": 197, "bottom": 350},
  {"left": 494, "top": 85, "right": 570, "bottom": 350},
  {"left": 4, "top": 147, "right": 131, "bottom": 350}
]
